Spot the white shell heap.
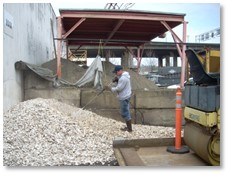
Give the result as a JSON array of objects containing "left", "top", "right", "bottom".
[{"left": 3, "top": 98, "right": 179, "bottom": 166}]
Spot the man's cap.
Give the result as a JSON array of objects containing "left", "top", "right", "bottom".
[{"left": 112, "top": 65, "right": 123, "bottom": 73}]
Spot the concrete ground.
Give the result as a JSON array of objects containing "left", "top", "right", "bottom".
[
  {"left": 137, "top": 146, "right": 208, "bottom": 166},
  {"left": 113, "top": 138, "right": 209, "bottom": 166}
]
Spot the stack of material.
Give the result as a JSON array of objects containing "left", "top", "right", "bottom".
[
  {"left": 42, "top": 58, "right": 87, "bottom": 84},
  {"left": 102, "top": 61, "right": 158, "bottom": 90},
  {"left": 3, "top": 98, "right": 178, "bottom": 166},
  {"left": 42, "top": 58, "right": 157, "bottom": 90}
]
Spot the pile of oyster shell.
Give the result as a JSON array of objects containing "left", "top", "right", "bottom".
[{"left": 3, "top": 98, "right": 180, "bottom": 166}]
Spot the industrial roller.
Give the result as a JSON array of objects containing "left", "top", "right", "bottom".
[
  {"left": 184, "top": 122, "right": 220, "bottom": 166},
  {"left": 184, "top": 48, "right": 220, "bottom": 166}
]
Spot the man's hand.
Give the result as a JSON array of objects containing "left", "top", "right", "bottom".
[
  {"left": 112, "top": 76, "right": 119, "bottom": 83},
  {"left": 104, "top": 85, "right": 111, "bottom": 91}
]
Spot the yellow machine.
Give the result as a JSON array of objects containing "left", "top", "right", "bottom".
[{"left": 184, "top": 48, "right": 220, "bottom": 166}]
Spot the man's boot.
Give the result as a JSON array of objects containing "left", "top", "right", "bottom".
[
  {"left": 120, "top": 121, "right": 128, "bottom": 131},
  {"left": 120, "top": 120, "right": 132, "bottom": 132},
  {"left": 126, "top": 120, "right": 132, "bottom": 132}
]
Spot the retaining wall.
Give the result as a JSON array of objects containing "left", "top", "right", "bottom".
[{"left": 24, "top": 71, "right": 185, "bottom": 126}]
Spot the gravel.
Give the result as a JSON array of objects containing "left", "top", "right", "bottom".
[{"left": 3, "top": 98, "right": 179, "bottom": 166}]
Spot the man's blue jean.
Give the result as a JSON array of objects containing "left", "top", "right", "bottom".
[{"left": 119, "top": 97, "right": 131, "bottom": 121}]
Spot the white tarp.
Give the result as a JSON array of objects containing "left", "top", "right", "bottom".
[
  {"left": 18, "top": 55, "right": 103, "bottom": 89},
  {"left": 73, "top": 55, "right": 103, "bottom": 89}
]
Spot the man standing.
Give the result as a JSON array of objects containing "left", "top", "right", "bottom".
[{"left": 110, "top": 65, "right": 132, "bottom": 132}]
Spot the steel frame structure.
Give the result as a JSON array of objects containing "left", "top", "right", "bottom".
[{"left": 56, "top": 9, "right": 187, "bottom": 87}]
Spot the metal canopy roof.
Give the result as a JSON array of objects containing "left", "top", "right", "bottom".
[{"left": 59, "top": 9, "right": 186, "bottom": 47}]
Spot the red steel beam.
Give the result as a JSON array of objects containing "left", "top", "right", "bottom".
[
  {"left": 181, "top": 21, "right": 187, "bottom": 89},
  {"left": 63, "top": 18, "right": 86, "bottom": 39},
  {"left": 60, "top": 11, "right": 185, "bottom": 22},
  {"left": 161, "top": 21, "right": 183, "bottom": 43},
  {"left": 104, "top": 19, "right": 125, "bottom": 46},
  {"left": 57, "top": 16, "right": 62, "bottom": 79},
  {"left": 160, "top": 20, "right": 187, "bottom": 88},
  {"left": 161, "top": 21, "right": 183, "bottom": 58}
]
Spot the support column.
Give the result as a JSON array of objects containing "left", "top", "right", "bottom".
[
  {"left": 137, "top": 47, "right": 141, "bottom": 73},
  {"left": 128, "top": 49, "right": 134, "bottom": 69},
  {"left": 66, "top": 40, "right": 69, "bottom": 60},
  {"left": 57, "top": 16, "right": 62, "bottom": 79},
  {"left": 122, "top": 50, "right": 129, "bottom": 68},
  {"left": 166, "top": 55, "right": 170, "bottom": 67},
  {"left": 173, "top": 56, "right": 177, "bottom": 67},
  {"left": 181, "top": 21, "right": 187, "bottom": 88},
  {"left": 158, "top": 56, "right": 163, "bottom": 67}
]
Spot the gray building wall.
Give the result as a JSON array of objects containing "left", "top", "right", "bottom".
[{"left": 3, "top": 3, "right": 57, "bottom": 112}]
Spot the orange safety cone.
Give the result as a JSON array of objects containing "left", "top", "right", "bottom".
[{"left": 167, "top": 87, "right": 189, "bottom": 154}]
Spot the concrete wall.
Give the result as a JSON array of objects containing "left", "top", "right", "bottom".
[
  {"left": 3, "top": 3, "right": 57, "bottom": 112},
  {"left": 23, "top": 70, "right": 184, "bottom": 126},
  {"left": 9, "top": 75, "right": 183, "bottom": 127},
  {"left": 80, "top": 89, "right": 185, "bottom": 126}
]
